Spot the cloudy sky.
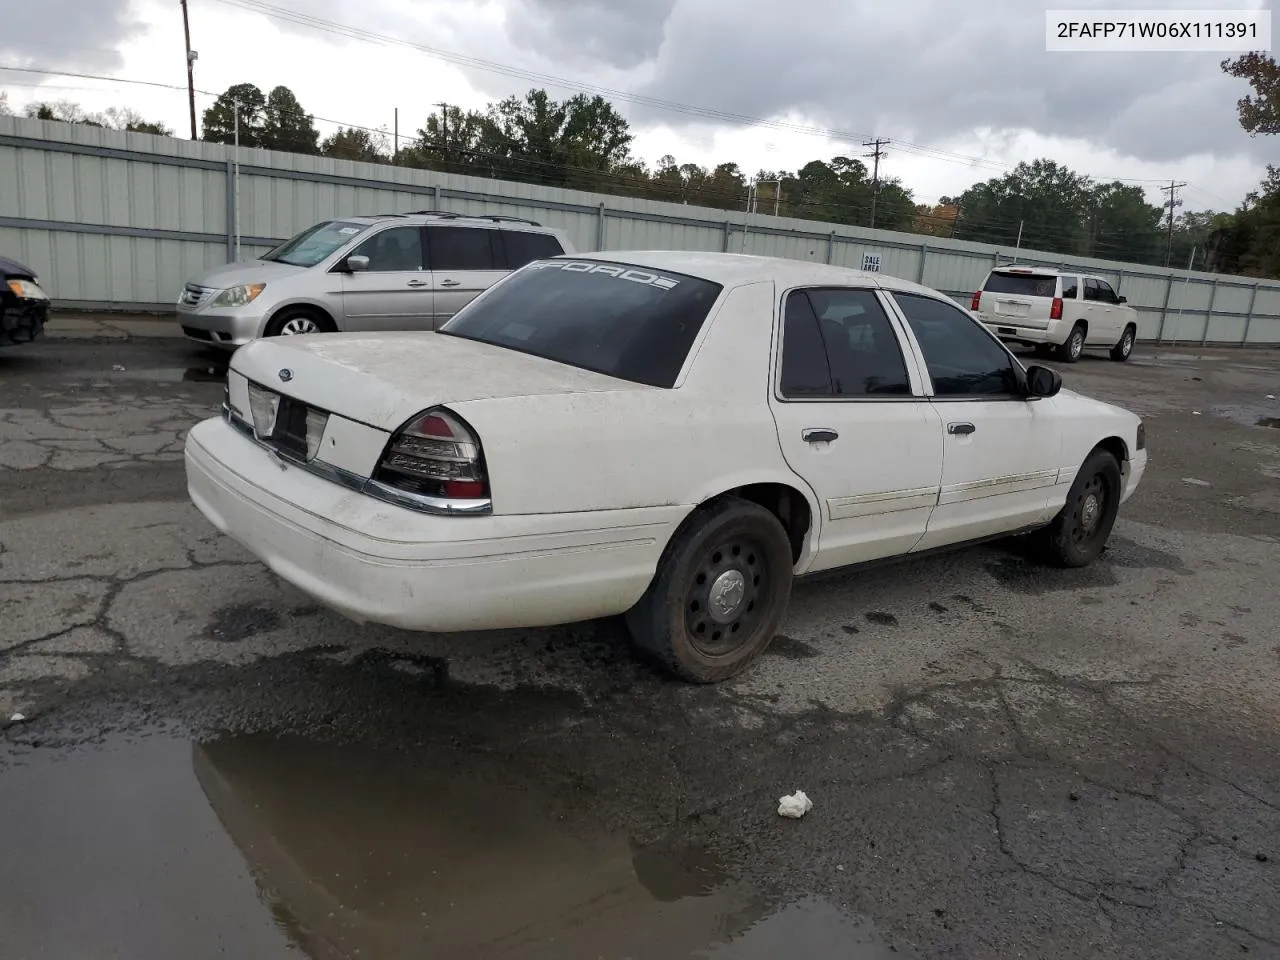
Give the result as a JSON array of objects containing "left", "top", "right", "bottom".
[{"left": 0, "top": 0, "right": 1273, "bottom": 213}]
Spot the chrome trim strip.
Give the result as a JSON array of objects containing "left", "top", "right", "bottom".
[
  {"left": 827, "top": 486, "right": 939, "bottom": 520},
  {"left": 221, "top": 407, "right": 492, "bottom": 517}
]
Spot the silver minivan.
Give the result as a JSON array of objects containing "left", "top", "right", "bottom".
[{"left": 176, "top": 212, "right": 576, "bottom": 349}]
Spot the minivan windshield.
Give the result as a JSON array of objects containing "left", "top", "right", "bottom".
[
  {"left": 262, "top": 220, "right": 369, "bottom": 267},
  {"left": 439, "top": 259, "right": 724, "bottom": 388},
  {"left": 983, "top": 271, "right": 1057, "bottom": 298}
]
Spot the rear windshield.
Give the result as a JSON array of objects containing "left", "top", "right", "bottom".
[
  {"left": 439, "top": 259, "right": 723, "bottom": 388},
  {"left": 983, "top": 272, "right": 1058, "bottom": 298}
]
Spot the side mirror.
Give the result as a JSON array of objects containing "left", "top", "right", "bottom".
[
  {"left": 346, "top": 254, "right": 370, "bottom": 273},
  {"left": 1025, "top": 364, "right": 1062, "bottom": 398},
  {"left": 1117, "top": 295, "right": 1127, "bottom": 303}
]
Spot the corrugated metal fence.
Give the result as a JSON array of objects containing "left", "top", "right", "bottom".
[{"left": 2, "top": 115, "right": 1278, "bottom": 345}]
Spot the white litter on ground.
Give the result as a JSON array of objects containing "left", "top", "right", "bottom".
[
  {"left": 777, "top": 790, "right": 813, "bottom": 819},
  {"left": 9, "top": 713, "right": 26, "bottom": 723},
  {"left": 1182, "top": 477, "right": 1212, "bottom": 487},
  {"left": 1192, "top": 411, "right": 1202, "bottom": 416},
  {"left": 1267, "top": 395, "right": 1276, "bottom": 401}
]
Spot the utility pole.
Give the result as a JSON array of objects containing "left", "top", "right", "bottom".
[
  {"left": 863, "top": 138, "right": 889, "bottom": 228},
  {"left": 393, "top": 107, "right": 399, "bottom": 164},
  {"left": 435, "top": 102, "right": 450, "bottom": 170},
  {"left": 1160, "top": 179, "right": 1187, "bottom": 268},
  {"left": 180, "top": 0, "right": 198, "bottom": 139}
]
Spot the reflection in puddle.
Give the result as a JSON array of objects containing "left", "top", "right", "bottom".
[
  {"left": 103, "top": 365, "right": 226, "bottom": 382},
  {"left": 1258, "top": 418, "right": 1280, "bottom": 429},
  {"left": 0, "top": 731, "right": 908, "bottom": 959}
]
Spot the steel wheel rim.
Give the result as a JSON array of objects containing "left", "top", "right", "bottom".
[
  {"left": 685, "top": 537, "right": 769, "bottom": 658},
  {"left": 1122, "top": 331, "right": 1133, "bottom": 356},
  {"left": 1070, "top": 331, "right": 1084, "bottom": 358},
  {"left": 280, "top": 317, "right": 319, "bottom": 336},
  {"left": 1070, "top": 473, "right": 1110, "bottom": 546}
]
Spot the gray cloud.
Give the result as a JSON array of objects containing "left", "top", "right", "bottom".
[
  {"left": 498, "top": 0, "right": 1273, "bottom": 169},
  {"left": 0, "top": 0, "right": 140, "bottom": 78},
  {"left": 503, "top": 0, "right": 676, "bottom": 69}
]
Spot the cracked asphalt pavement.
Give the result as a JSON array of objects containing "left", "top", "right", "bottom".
[{"left": 1, "top": 330, "right": 1279, "bottom": 959}]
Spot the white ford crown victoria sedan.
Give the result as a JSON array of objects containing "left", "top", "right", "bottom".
[{"left": 185, "top": 252, "right": 1147, "bottom": 682}]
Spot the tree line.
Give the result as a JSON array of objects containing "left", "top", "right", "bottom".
[{"left": 3, "top": 53, "right": 1277, "bottom": 278}]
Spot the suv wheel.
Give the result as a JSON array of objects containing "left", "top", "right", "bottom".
[
  {"left": 1056, "top": 323, "right": 1086, "bottom": 363},
  {"left": 1109, "top": 325, "right": 1135, "bottom": 362}
]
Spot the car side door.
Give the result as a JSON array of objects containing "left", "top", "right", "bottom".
[
  {"left": 1081, "top": 278, "right": 1112, "bottom": 344},
  {"left": 426, "top": 226, "right": 508, "bottom": 329},
  {"left": 767, "top": 286, "right": 946, "bottom": 573},
  {"left": 337, "top": 225, "right": 431, "bottom": 331},
  {"left": 1094, "top": 279, "right": 1126, "bottom": 341},
  {"left": 887, "top": 291, "right": 1062, "bottom": 550}
]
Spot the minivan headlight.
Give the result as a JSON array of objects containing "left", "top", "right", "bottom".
[{"left": 212, "top": 283, "right": 266, "bottom": 308}]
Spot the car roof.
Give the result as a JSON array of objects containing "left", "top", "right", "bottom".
[
  {"left": 989, "top": 265, "right": 1099, "bottom": 277},
  {"left": 559, "top": 250, "right": 949, "bottom": 297}
]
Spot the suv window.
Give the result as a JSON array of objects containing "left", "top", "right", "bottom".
[
  {"left": 1060, "top": 276, "right": 1079, "bottom": 299},
  {"left": 892, "top": 292, "right": 1022, "bottom": 397},
  {"left": 501, "top": 231, "right": 565, "bottom": 269},
  {"left": 780, "top": 288, "right": 911, "bottom": 397},
  {"left": 348, "top": 226, "right": 423, "bottom": 272},
  {"left": 983, "top": 271, "right": 1057, "bottom": 298},
  {"left": 428, "top": 226, "right": 501, "bottom": 271},
  {"left": 439, "top": 259, "right": 723, "bottom": 388},
  {"left": 1095, "top": 279, "right": 1118, "bottom": 303},
  {"left": 1083, "top": 278, "right": 1102, "bottom": 302}
]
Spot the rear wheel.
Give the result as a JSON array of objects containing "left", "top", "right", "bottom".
[
  {"left": 1037, "top": 448, "right": 1122, "bottom": 567},
  {"left": 263, "top": 308, "right": 335, "bottom": 338},
  {"left": 1055, "top": 323, "right": 1086, "bottom": 363},
  {"left": 624, "top": 498, "right": 794, "bottom": 683},
  {"left": 1109, "top": 324, "right": 1136, "bottom": 362}
]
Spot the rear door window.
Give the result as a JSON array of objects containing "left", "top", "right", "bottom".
[
  {"left": 983, "top": 272, "right": 1057, "bottom": 298},
  {"left": 428, "top": 227, "right": 502, "bottom": 271},
  {"left": 1083, "top": 279, "right": 1102, "bottom": 302}
]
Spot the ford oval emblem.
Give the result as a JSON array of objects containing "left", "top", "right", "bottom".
[{"left": 278, "top": 369, "right": 293, "bottom": 382}]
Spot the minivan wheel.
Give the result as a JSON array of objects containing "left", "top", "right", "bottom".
[
  {"left": 1056, "top": 323, "right": 1086, "bottom": 363},
  {"left": 264, "top": 308, "right": 335, "bottom": 338},
  {"left": 1110, "top": 325, "right": 1136, "bottom": 362},
  {"left": 1037, "top": 448, "right": 1122, "bottom": 567},
  {"left": 624, "top": 498, "right": 794, "bottom": 683}
]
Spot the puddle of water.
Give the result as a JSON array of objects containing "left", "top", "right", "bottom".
[
  {"left": 0, "top": 731, "right": 908, "bottom": 960},
  {"left": 103, "top": 366, "right": 226, "bottom": 382},
  {"left": 1258, "top": 418, "right": 1280, "bottom": 429}
]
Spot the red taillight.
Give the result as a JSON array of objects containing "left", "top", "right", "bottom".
[
  {"left": 971, "top": 291, "right": 981, "bottom": 311},
  {"left": 1050, "top": 297, "right": 1063, "bottom": 320},
  {"left": 373, "top": 408, "right": 490, "bottom": 504}
]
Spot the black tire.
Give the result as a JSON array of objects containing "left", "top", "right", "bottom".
[
  {"left": 263, "top": 307, "right": 335, "bottom": 338},
  {"left": 1109, "top": 324, "right": 1136, "bottom": 362},
  {"left": 624, "top": 497, "right": 794, "bottom": 683},
  {"left": 1037, "top": 448, "right": 1122, "bottom": 567},
  {"left": 1055, "top": 322, "right": 1086, "bottom": 363}
]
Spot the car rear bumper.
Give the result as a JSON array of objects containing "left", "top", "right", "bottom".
[
  {"left": 981, "top": 318, "right": 1072, "bottom": 346},
  {"left": 184, "top": 417, "right": 681, "bottom": 632},
  {"left": 0, "top": 297, "right": 49, "bottom": 346},
  {"left": 177, "top": 307, "right": 265, "bottom": 349}
]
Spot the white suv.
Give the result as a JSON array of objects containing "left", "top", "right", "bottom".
[
  {"left": 176, "top": 212, "right": 576, "bottom": 349},
  {"left": 971, "top": 266, "right": 1138, "bottom": 363}
]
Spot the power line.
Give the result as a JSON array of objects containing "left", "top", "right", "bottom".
[{"left": 206, "top": 0, "right": 1180, "bottom": 189}]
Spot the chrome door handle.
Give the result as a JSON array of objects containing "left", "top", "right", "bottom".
[
  {"left": 440, "top": 279, "right": 460, "bottom": 287},
  {"left": 406, "top": 280, "right": 428, "bottom": 287},
  {"left": 802, "top": 428, "right": 838, "bottom": 443},
  {"left": 947, "top": 422, "right": 975, "bottom": 436}
]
